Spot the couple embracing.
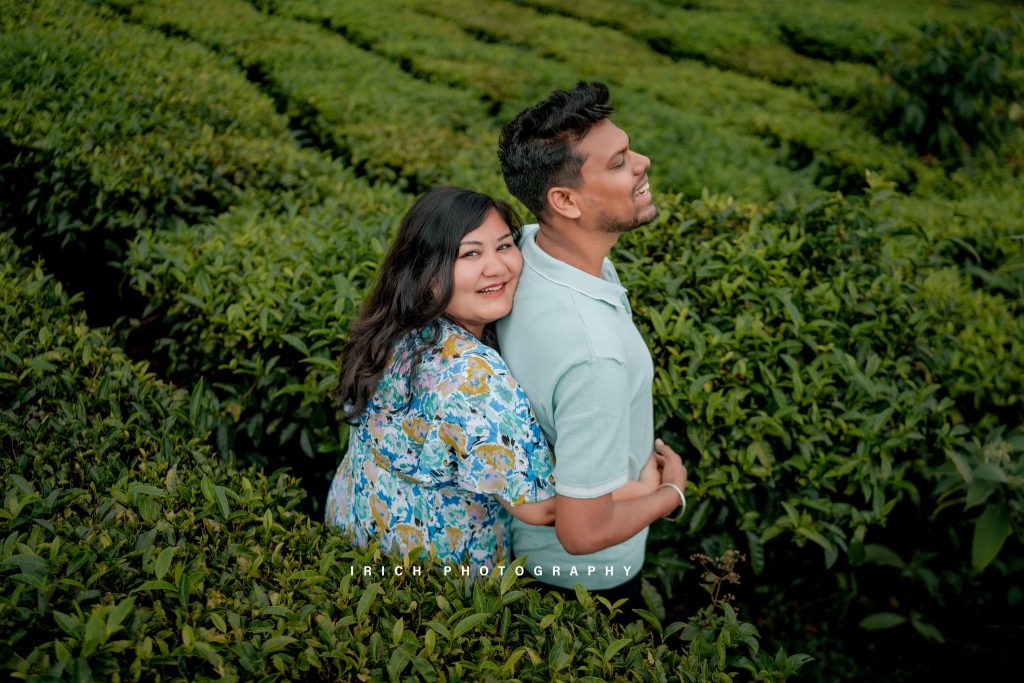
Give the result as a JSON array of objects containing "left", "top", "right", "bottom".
[{"left": 325, "top": 82, "right": 688, "bottom": 606}]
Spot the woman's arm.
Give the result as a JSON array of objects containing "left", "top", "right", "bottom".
[{"left": 496, "top": 496, "right": 556, "bottom": 526}]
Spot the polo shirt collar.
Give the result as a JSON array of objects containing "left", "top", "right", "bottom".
[{"left": 519, "top": 224, "right": 629, "bottom": 310}]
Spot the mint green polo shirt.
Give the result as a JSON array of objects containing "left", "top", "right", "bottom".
[{"left": 496, "top": 224, "right": 655, "bottom": 590}]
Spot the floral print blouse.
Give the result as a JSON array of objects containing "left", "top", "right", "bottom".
[{"left": 325, "top": 317, "right": 555, "bottom": 569}]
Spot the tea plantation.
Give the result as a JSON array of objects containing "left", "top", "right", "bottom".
[{"left": 2, "top": 0, "right": 1021, "bottom": 680}]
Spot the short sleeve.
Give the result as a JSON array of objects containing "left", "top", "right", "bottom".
[
  {"left": 437, "top": 353, "right": 555, "bottom": 506},
  {"left": 550, "top": 358, "right": 631, "bottom": 498}
]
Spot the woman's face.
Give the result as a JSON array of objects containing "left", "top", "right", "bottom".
[{"left": 444, "top": 209, "right": 523, "bottom": 338}]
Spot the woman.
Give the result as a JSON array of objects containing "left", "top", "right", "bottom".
[{"left": 325, "top": 187, "right": 658, "bottom": 569}]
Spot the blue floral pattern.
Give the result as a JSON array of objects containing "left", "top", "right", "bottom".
[{"left": 325, "top": 318, "right": 555, "bottom": 568}]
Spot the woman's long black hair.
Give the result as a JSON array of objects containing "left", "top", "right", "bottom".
[{"left": 333, "top": 186, "right": 521, "bottom": 422}]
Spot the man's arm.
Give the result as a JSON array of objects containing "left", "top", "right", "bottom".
[{"left": 555, "top": 440, "right": 687, "bottom": 555}]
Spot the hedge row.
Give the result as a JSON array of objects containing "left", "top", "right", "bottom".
[
  {"left": 766, "top": 0, "right": 1007, "bottom": 65},
  {"left": 507, "top": 0, "right": 884, "bottom": 109},
  {"left": 0, "top": 232, "right": 811, "bottom": 682},
  {"left": 124, "top": 197, "right": 405, "bottom": 477},
  {"left": 0, "top": 0, "right": 786, "bottom": 481},
  {"left": 7, "top": 0, "right": 1020, "bottom": 564},
  {"left": 0, "top": 0, "right": 350, "bottom": 243},
  {"left": 0, "top": 0, "right": 416, "bottom": 473},
  {"left": 417, "top": 0, "right": 927, "bottom": 194},
  {"left": 103, "top": 0, "right": 508, "bottom": 196},
  {"left": 97, "top": 0, "right": 816, "bottom": 203}
]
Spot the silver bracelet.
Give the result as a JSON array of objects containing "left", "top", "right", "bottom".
[{"left": 659, "top": 482, "right": 686, "bottom": 522}]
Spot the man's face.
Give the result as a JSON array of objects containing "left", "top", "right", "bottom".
[{"left": 573, "top": 119, "right": 657, "bottom": 233}]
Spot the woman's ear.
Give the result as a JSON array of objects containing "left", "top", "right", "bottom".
[{"left": 546, "top": 186, "right": 582, "bottom": 220}]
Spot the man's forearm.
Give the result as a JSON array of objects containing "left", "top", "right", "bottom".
[{"left": 554, "top": 487, "right": 679, "bottom": 555}]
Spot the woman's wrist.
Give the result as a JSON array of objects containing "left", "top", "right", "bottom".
[{"left": 659, "top": 482, "right": 686, "bottom": 521}]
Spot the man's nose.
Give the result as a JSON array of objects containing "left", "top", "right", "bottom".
[{"left": 634, "top": 151, "right": 651, "bottom": 173}]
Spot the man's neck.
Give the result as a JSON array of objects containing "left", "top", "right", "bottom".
[{"left": 535, "top": 222, "right": 618, "bottom": 278}]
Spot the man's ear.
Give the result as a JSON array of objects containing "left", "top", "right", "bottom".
[{"left": 546, "top": 186, "right": 582, "bottom": 220}]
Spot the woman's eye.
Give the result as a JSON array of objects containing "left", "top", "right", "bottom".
[
  {"left": 461, "top": 250, "right": 479, "bottom": 258},
  {"left": 497, "top": 243, "right": 512, "bottom": 251}
]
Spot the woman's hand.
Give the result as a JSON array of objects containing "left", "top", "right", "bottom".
[
  {"left": 610, "top": 452, "right": 662, "bottom": 501},
  {"left": 654, "top": 438, "right": 687, "bottom": 497},
  {"left": 637, "top": 452, "right": 662, "bottom": 492}
]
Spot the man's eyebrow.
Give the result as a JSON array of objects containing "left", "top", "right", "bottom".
[{"left": 608, "top": 139, "right": 630, "bottom": 165}]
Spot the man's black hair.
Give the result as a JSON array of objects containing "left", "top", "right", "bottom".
[{"left": 498, "top": 81, "right": 614, "bottom": 219}]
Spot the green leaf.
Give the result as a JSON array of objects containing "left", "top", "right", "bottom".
[
  {"left": 154, "top": 547, "right": 174, "bottom": 580},
  {"left": 280, "top": 333, "right": 309, "bottom": 355},
  {"left": 210, "top": 612, "right": 227, "bottom": 633},
  {"left": 261, "top": 635, "right": 297, "bottom": 653},
  {"left": 53, "top": 611, "right": 81, "bottom": 638},
  {"left": 424, "top": 621, "right": 450, "bottom": 639},
  {"left": 603, "top": 638, "right": 631, "bottom": 662},
  {"left": 863, "top": 544, "right": 904, "bottom": 568},
  {"left": 200, "top": 476, "right": 216, "bottom": 505},
  {"left": 972, "top": 502, "right": 1011, "bottom": 573},
  {"left": 973, "top": 463, "right": 1008, "bottom": 483},
  {"left": 945, "top": 449, "right": 972, "bottom": 484},
  {"left": 190, "top": 377, "right": 204, "bottom": 426},
  {"left": 106, "top": 597, "right": 134, "bottom": 638},
  {"left": 133, "top": 580, "right": 176, "bottom": 592},
  {"left": 450, "top": 612, "right": 489, "bottom": 640},
  {"left": 910, "top": 617, "right": 945, "bottom": 643},
  {"left": 746, "top": 531, "right": 765, "bottom": 575},
  {"left": 82, "top": 611, "right": 105, "bottom": 657},
  {"left": 409, "top": 654, "right": 437, "bottom": 681},
  {"left": 965, "top": 479, "right": 996, "bottom": 509},
  {"left": 387, "top": 646, "right": 411, "bottom": 679},
  {"left": 499, "top": 560, "right": 520, "bottom": 596},
  {"left": 214, "top": 485, "right": 230, "bottom": 519},
  {"left": 632, "top": 608, "right": 663, "bottom": 636},
  {"left": 795, "top": 526, "right": 838, "bottom": 568},
  {"left": 859, "top": 612, "right": 906, "bottom": 630},
  {"left": 356, "top": 583, "right": 381, "bottom": 620}
]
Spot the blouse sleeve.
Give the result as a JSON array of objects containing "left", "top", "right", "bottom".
[{"left": 437, "top": 352, "right": 556, "bottom": 506}]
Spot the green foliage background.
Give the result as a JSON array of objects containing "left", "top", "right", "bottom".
[{"left": 2, "top": 0, "right": 1022, "bottom": 680}]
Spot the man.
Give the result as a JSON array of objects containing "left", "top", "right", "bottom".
[{"left": 496, "top": 82, "right": 687, "bottom": 600}]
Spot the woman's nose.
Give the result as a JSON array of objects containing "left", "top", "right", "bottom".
[{"left": 481, "top": 250, "right": 509, "bottom": 276}]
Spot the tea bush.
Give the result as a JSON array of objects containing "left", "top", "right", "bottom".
[
  {"left": 3, "top": 1, "right": 1023, "bottom": 678},
  {"left": 0, "top": 0, "right": 343, "bottom": 244},
  {"left": 104, "top": 0, "right": 508, "bottom": 196},
  {"left": 123, "top": 195, "right": 407, "bottom": 477},
  {"left": 614, "top": 187, "right": 1023, "bottom": 667},
  {"left": 107, "top": 0, "right": 816, "bottom": 202},
  {"left": 0, "top": 233, "right": 809, "bottom": 681},
  {"left": 423, "top": 0, "right": 923, "bottom": 195},
  {"left": 513, "top": 0, "right": 882, "bottom": 108},
  {"left": 866, "top": 15, "right": 1024, "bottom": 167}
]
